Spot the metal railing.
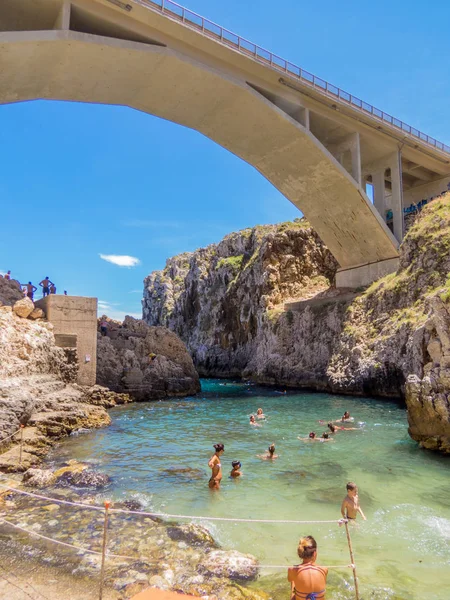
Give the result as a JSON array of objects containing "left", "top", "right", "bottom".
[{"left": 134, "top": 0, "right": 450, "bottom": 156}]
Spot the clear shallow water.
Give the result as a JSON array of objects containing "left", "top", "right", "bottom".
[{"left": 48, "top": 381, "right": 450, "bottom": 599}]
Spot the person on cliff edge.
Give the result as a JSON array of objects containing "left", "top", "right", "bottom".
[{"left": 39, "top": 276, "right": 54, "bottom": 297}]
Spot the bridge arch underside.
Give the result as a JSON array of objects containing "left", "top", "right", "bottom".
[{"left": 0, "top": 31, "right": 399, "bottom": 279}]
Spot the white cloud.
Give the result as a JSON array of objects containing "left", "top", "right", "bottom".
[
  {"left": 128, "top": 290, "right": 142, "bottom": 294},
  {"left": 99, "top": 254, "right": 141, "bottom": 267}
]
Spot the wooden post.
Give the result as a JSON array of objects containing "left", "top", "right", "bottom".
[
  {"left": 344, "top": 521, "right": 360, "bottom": 600},
  {"left": 99, "top": 501, "right": 111, "bottom": 600},
  {"left": 19, "top": 425, "right": 24, "bottom": 466}
]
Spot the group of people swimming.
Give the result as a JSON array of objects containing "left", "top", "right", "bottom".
[{"left": 208, "top": 407, "right": 367, "bottom": 599}]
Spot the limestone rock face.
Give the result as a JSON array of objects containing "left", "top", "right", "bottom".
[
  {"left": 96, "top": 316, "right": 200, "bottom": 399},
  {"left": 143, "top": 194, "right": 450, "bottom": 454},
  {"left": 143, "top": 220, "right": 337, "bottom": 377},
  {"left": 13, "top": 297, "right": 35, "bottom": 318},
  {"left": 0, "top": 306, "right": 76, "bottom": 381}
]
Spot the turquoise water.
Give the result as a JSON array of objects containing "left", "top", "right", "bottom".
[{"left": 49, "top": 381, "right": 450, "bottom": 599}]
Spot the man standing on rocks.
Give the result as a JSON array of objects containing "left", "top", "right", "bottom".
[
  {"left": 22, "top": 282, "right": 37, "bottom": 300},
  {"left": 4, "top": 270, "right": 11, "bottom": 280},
  {"left": 39, "top": 276, "right": 54, "bottom": 297}
]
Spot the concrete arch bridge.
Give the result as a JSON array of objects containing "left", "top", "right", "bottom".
[{"left": 1, "top": 0, "right": 449, "bottom": 286}]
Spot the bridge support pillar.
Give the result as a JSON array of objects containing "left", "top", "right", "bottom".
[
  {"left": 328, "top": 132, "right": 361, "bottom": 185},
  {"left": 372, "top": 170, "right": 386, "bottom": 216},
  {"left": 336, "top": 257, "right": 400, "bottom": 289},
  {"left": 390, "top": 151, "right": 404, "bottom": 242}
]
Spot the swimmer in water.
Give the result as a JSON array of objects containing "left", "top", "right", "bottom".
[
  {"left": 249, "top": 414, "right": 260, "bottom": 426},
  {"left": 208, "top": 443, "right": 224, "bottom": 490},
  {"left": 230, "top": 460, "right": 242, "bottom": 478},
  {"left": 327, "top": 422, "right": 359, "bottom": 433},
  {"left": 256, "top": 407, "right": 266, "bottom": 419},
  {"left": 298, "top": 432, "right": 332, "bottom": 442},
  {"left": 288, "top": 535, "right": 328, "bottom": 600},
  {"left": 341, "top": 481, "right": 367, "bottom": 521},
  {"left": 257, "top": 443, "right": 279, "bottom": 460}
]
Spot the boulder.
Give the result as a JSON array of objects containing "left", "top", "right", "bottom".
[
  {"left": 56, "top": 470, "right": 111, "bottom": 488},
  {"left": 166, "top": 523, "right": 218, "bottom": 548},
  {"left": 28, "top": 308, "right": 45, "bottom": 320},
  {"left": 23, "top": 468, "right": 56, "bottom": 488},
  {"left": 13, "top": 297, "right": 35, "bottom": 319},
  {"left": 198, "top": 550, "right": 259, "bottom": 581}
]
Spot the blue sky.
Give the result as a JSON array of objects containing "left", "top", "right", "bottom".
[{"left": 1, "top": 0, "right": 449, "bottom": 320}]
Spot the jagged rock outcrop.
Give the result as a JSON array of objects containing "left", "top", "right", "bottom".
[
  {"left": 0, "top": 276, "right": 23, "bottom": 306},
  {"left": 143, "top": 195, "right": 450, "bottom": 454},
  {"left": 144, "top": 220, "right": 337, "bottom": 376},
  {"left": 96, "top": 316, "right": 200, "bottom": 399}
]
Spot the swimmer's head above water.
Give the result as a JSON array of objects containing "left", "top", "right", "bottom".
[
  {"left": 309, "top": 432, "right": 316, "bottom": 439},
  {"left": 327, "top": 423, "right": 336, "bottom": 433},
  {"left": 343, "top": 411, "right": 350, "bottom": 420},
  {"left": 321, "top": 432, "right": 329, "bottom": 439},
  {"left": 257, "top": 408, "right": 263, "bottom": 415},
  {"left": 268, "top": 443, "right": 276, "bottom": 455},
  {"left": 231, "top": 460, "right": 241, "bottom": 469},
  {"left": 250, "top": 415, "right": 256, "bottom": 423}
]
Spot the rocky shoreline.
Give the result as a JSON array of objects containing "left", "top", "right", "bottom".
[{"left": 0, "top": 463, "right": 265, "bottom": 600}]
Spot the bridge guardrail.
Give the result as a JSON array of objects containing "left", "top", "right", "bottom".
[{"left": 136, "top": 0, "right": 450, "bottom": 156}]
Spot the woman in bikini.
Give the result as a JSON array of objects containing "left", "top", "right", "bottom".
[
  {"left": 287, "top": 536, "right": 328, "bottom": 600},
  {"left": 208, "top": 443, "right": 224, "bottom": 490}
]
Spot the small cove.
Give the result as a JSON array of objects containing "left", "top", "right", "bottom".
[{"left": 45, "top": 380, "right": 450, "bottom": 599}]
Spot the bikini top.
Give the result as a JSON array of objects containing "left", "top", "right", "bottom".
[{"left": 291, "top": 564, "right": 326, "bottom": 600}]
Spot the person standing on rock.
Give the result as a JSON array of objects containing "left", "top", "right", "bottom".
[
  {"left": 4, "top": 270, "right": 11, "bottom": 280},
  {"left": 39, "top": 276, "right": 54, "bottom": 297},
  {"left": 49, "top": 282, "right": 57, "bottom": 294},
  {"left": 208, "top": 443, "right": 224, "bottom": 490},
  {"left": 100, "top": 319, "right": 109, "bottom": 336},
  {"left": 22, "top": 282, "right": 37, "bottom": 300},
  {"left": 288, "top": 536, "right": 328, "bottom": 600}
]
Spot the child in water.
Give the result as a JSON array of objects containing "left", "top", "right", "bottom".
[
  {"left": 257, "top": 443, "right": 279, "bottom": 460},
  {"left": 341, "top": 481, "right": 367, "bottom": 521},
  {"left": 230, "top": 460, "right": 242, "bottom": 478}
]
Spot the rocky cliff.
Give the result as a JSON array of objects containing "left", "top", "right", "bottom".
[
  {"left": 0, "top": 285, "right": 130, "bottom": 472},
  {"left": 96, "top": 316, "right": 200, "bottom": 399},
  {"left": 143, "top": 195, "right": 450, "bottom": 453}
]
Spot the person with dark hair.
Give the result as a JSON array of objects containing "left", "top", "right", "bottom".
[
  {"left": 287, "top": 535, "right": 328, "bottom": 600},
  {"left": 4, "top": 270, "right": 11, "bottom": 281},
  {"left": 321, "top": 432, "right": 329, "bottom": 440},
  {"left": 341, "top": 482, "right": 366, "bottom": 521},
  {"left": 22, "top": 282, "right": 37, "bottom": 300},
  {"left": 230, "top": 460, "right": 242, "bottom": 478},
  {"left": 39, "top": 276, "right": 54, "bottom": 298},
  {"left": 249, "top": 414, "right": 260, "bottom": 427},
  {"left": 49, "top": 282, "right": 56, "bottom": 294},
  {"left": 208, "top": 443, "right": 224, "bottom": 490}
]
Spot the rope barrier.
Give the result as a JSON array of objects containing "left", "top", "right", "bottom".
[
  {"left": 0, "top": 478, "right": 359, "bottom": 598},
  {"left": 0, "top": 428, "right": 21, "bottom": 445},
  {"left": 0, "top": 517, "right": 354, "bottom": 570},
  {"left": 0, "top": 481, "right": 342, "bottom": 523}
]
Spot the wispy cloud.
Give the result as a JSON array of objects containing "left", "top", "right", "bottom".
[
  {"left": 128, "top": 290, "right": 142, "bottom": 294},
  {"left": 99, "top": 254, "right": 141, "bottom": 267}
]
